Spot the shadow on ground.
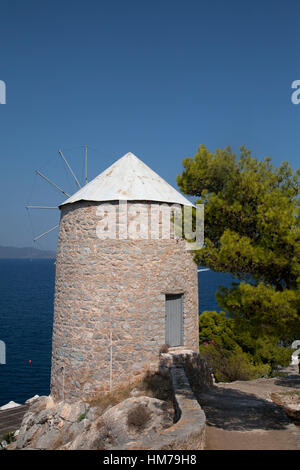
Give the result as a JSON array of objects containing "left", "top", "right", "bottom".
[{"left": 195, "top": 386, "right": 290, "bottom": 432}]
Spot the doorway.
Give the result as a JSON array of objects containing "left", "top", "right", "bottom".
[{"left": 165, "top": 294, "right": 183, "bottom": 347}]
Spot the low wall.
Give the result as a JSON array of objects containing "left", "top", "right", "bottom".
[
  {"left": 159, "top": 348, "right": 213, "bottom": 389},
  {"left": 124, "top": 349, "right": 211, "bottom": 450}
]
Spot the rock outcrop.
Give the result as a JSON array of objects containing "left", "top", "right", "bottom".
[
  {"left": 0, "top": 401, "right": 21, "bottom": 410},
  {"left": 16, "top": 394, "right": 172, "bottom": 450},
  {"left": 14, "top": 350, "right": 211, "bottom": 450}
]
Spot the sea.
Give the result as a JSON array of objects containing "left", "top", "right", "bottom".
[{"left": 0, "top": 259, "right": 235, "bottom": 406}]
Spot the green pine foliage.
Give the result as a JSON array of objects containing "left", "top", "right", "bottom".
[
  {"left": 199, "top": 311, "right": 290, "bottom": 381},
  {"left": 178, "top": 145, "right": 300, "bottom": 380}
]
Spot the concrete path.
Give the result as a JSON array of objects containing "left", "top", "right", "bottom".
[
  {"left": 195, "top": 366, "right": 300, "bottom": 450},
  {"left": 0, "top": 405, "right": 29, "bottom": 438}
]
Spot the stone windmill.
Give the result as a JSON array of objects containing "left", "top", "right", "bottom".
[{"left": 50, "top": 152, "right": 199, "bottom": 402}]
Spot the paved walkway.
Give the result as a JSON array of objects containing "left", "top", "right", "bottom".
[
  {"left": 0, "top": 405, "right": 29, "bottom": 438},
  {"left": 196, "top": 366, "right": 300, "bottom": 450}
]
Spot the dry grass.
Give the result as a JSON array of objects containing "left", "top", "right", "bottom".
[
  {"left": 159, "top": 344, "right": 170, "bottom": 354},
  {"left": 87, "top": 371, "right": 174, "bottom": 416},
  {"left": 87, "top": 381, "right": 141, "bottom": 415}
]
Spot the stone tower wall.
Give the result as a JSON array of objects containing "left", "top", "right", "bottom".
[{"left": 50, "top": 200, "right": 199, "bottom": 402}]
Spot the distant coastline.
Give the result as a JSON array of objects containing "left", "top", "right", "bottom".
[{"left": 0, "top": 246, "right": 56, "bottom": 259}]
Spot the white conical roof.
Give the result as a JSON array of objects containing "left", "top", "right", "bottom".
[{"left": 61, "top": 152, "right": 193, "bottom": 207}]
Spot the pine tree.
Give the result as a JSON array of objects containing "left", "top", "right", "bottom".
[{"left": 178, "top": 145, "right": 300, "bottom": 342}]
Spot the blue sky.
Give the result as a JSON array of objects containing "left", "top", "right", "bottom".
[{"left": 0, "top": 0, "right": 299, "bottom": 250}]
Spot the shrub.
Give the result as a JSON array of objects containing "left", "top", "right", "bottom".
[
  {"left": 199, "top": 310, "right": 291, "bottom": 382},
  {"left": 127, "top": 404, "right": 152, "bottom": 430},
  {"left": 2, "top": 431, "right": 16, "bottom": 444},
  {"left": 200, "top": 343, "right": 270, "bottom": 382},
  {"left": 77, "top": 412, "right": 87, "bottom": 422},
  {"left": 159, "top": 344, "right": 170, "bottom": 354}
]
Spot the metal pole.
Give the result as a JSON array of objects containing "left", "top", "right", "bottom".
[
  {"left": 85, "top": 145, "right": 88, "bottom": 185},
  {"left": 35, "top": 170, "right": 71, "bottom": 198},
  {"left": 58, "top": 149, "right": 81, "bottom": 189},
  {"left": 25, "top": 206, "right": 58, "bottom": 209},
  {"left": 110, "top": 330, "right": 112, "bottom": 392},
  {"left": 61, "top": 366, "right": 65, "bottom": 401},
  {"left": 33, "top": 224, "right": 59, "bottom": 242}
]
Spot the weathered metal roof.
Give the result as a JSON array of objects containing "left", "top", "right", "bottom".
[{"left": 61, "top": 152, "right": 193, "bottom": 207}]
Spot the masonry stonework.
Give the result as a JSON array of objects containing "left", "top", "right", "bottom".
[{"left": 50, "top": 200, "right": 199, "bottom": 402}]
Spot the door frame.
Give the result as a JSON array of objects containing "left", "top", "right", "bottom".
[{"left": 164, "top": 292, "right": 184, "bottom": 347}]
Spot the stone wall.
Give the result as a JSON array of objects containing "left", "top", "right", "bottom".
[
  {"left": 51, "top": 201, "right": 199, "bottom": 402},
  {"left": 159, "top": 348, "right": 213, "bottom": 389},
  {"left": 122, "top": 352, "right": 209, "bottom": 450}
]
